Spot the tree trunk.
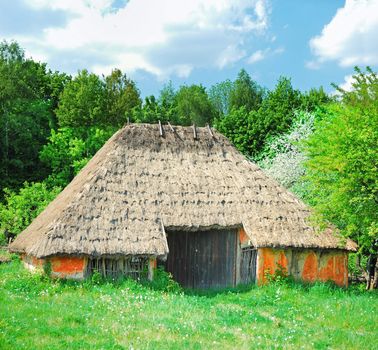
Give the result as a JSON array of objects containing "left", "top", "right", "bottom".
[{"left": 366, "top": 254, "right": 378, "bottom": 290}]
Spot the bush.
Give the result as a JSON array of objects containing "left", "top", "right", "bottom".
[
  {"left": 0, "top": 182, "right": 61, "bottom": 235},
  {"left": 147, "top": 267, "right": 182, "bottom": 293}
]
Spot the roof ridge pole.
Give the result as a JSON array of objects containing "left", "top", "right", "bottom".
[
  {"left": 168, "top": 122, "right": 175, "bottom": 132},
  {"left": 158, "top": 120, "right": 164, "bottom": 137},
  {"left": 207, "top": 123, "right": 214, "bottom": 137},
  {"left": 192, "top": 123, "right": 197, "bottom": 140}
]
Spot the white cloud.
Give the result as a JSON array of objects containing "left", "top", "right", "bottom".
[
  {"left": 338, "top": 74, "right": 354, "bottom": 92},
  {"left": 309, "top": 0, "right": 378, "bottom": 67},
  {"left": 247, "top": 46, "right": 284, "bottom": 64},
  {"left": 11, "top": 0, "right": 271, "bottom": 78},
  {"left": 216, "top": 45, "right": 247, "bottom": 68}
]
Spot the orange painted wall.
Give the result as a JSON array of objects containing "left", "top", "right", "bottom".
[
  {"left": 257, "top": 248, "right": 348, "bottom": 287},
  {"left": 50, "top": 256, "right": 86, "bottom": 278},
  {"left": 257, "top": 248, "right": 288, "bottom": 284},
  {"left": 21, "top": 254, "right": 86, "bottom": 279},
  {"left": 239, "top": 228, "right": 250, "bottom": 245}
]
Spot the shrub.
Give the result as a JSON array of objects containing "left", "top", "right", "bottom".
[{"left": 147, "top": 266, "right": 182, "bottom": 293}]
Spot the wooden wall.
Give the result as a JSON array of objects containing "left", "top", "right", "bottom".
[{"left": 165, "top": 229, "right": 239, "bottom": 289}]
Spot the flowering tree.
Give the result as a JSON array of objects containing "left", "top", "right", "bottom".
[{"left": 258, "top": 111, "right": 315, "bottom": 195}]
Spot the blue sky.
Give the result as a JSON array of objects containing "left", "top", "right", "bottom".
[{"left": 1, "top": 0, "right": 377, "bottom": 97}]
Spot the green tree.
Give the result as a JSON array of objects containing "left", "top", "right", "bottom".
[
  {"left": 300, "top": 86, "right": 331, "bottom": 112},
  {"left": 104, "top": 68, "right": 141, "bottom": 126},
  {"left": 158, "top": 81, "right": 179, "bottom": 123},
  {"left": 304, "top": 67, "right": 378, "bottom": 289},
  {"left": 56, "top": 69, "right": 106, "bottom": 128},
  {"left": 40, "top": 127, "right": 116, "bottom": 188},
  {"left": 208, "top": 79, "right": 233, "bottom": 116},
  {"left": 176, "top": 84, "right": 216, "bottom": 126},
  {"left": 216, "top": 76, "right": 302, "bottom": 159},
  {"left": 133, "top": 95, "right": 162, "bottom": 124},
  {"left": 229, "top": 69, "right": 265, "bottom": 113},
  {"left": 0, "top": 182, "right": 61, "bottom": 234},
  {"left": 0, "top": 41, "right": 63, "bottom": 195}
]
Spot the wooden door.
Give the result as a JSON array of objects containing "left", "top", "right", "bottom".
[
  {"left": 239, "top": 247, "right": 257, "bottom": 284},
  {"left": 165, "top": 229, "right": 237, "bottom": 289}
]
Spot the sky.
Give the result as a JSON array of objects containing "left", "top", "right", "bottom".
[{"left": 1, "top": 0, "right": 377, "bottom": 97}]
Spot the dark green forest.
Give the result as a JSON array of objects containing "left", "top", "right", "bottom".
[{"left": 0, "top": 41, "right": 377, "bottom": 288}]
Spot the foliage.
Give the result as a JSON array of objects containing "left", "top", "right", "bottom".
[
  {"left": 215, "top": 106, "right": 254, "bottom": 155},
  {"left": 304, "top": 67, "right": 378, "bottom": 254},
  {"left": 0, "top": 182, "right": 61, "bottom": 234},
  {"left": 146, "top": 266, "right": 182, "bottom": 293},
  {"left": 158, "top": 81, "right": 179, "bottom": 123},
  {"left": 56, "top": 69, "right": 106, "bottom": 127},
  {"left": 258, "top": 111, "right": 316, "bottom": 192},
  {"left": 229, "top": 69, "right": 265, "bottom": 113},
  {"left": 208, "top": 79, "right": 233, "bottom": 116},
  {"left": 300, "top": 87, "right": 331, "bottom": 112},
  {"left": 0, "top": 41, "right": 68, "bottom": 195},
  {"left": 0, "top": 260, "right": 376, "bottom": 349},
  {"left": 264, "top": 263, "right": 290, "bottom": 286},
  {"left": 216, "top": 77, "right": 303, "bottom": 158},
  {"left": 175, "top": 84, "right": 217, "bottom": 126},
  {"left": 104, "top": 68, "right": 141, "bottom": 126},
  {"left": 57, "top": 69, "right": 141, "bottom": 128},
  {"left": 40, "top": 127, "right": 116, "bottom": 188}
]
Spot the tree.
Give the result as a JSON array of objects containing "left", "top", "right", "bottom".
[
  {"left": 176, "top": 84, "right": 216, "bottom": 126},
  {"left": 158, "top": 81, "right": 179, "bottom": 123},
  {"left": 304, "top": 67, "right": 378, "bottom": 289},
  {"left": 216, "top": 76, "right": 303, "bottom": 159},
  {"left": 215, "top": 107, "right": 254, "bottom": 156},
  {"left": 258, "top": 111, "right": 316, "bottom": 194},
  {"left": 0, "top": 41, "right": 63, "bottom": 195},
  {"left": 300, "top": 86, "right": 331, "bottom": 112},
  {"left": 229, "top": 69, "right": 264, "bottom": 113},
  {"left": 208, "top": 79, "right": 233, "bottom": 116},
  {"left": 40, "top": 127, "right": 116, "bottom": 188},
  {"left": 104, "top": 68, "right": 141, "bottom": 126},
  {"left": 0, "top": 182, "right": 61, "bottom": 235},
  {"left": 56, "top": 69, "right": 106, "bottom": 128}
]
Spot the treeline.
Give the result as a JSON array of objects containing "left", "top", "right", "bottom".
[{"left": 0, "top": 41, "right": 376, "bottom": 288}]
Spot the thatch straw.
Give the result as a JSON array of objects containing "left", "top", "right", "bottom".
[{"left": 10, "top": 124, "right": 357, "bottom": 258}]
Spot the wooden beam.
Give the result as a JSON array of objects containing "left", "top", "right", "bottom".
[
  {"left": 207, "top": 124, "right": 214, "bottom": 137},
  {"left": 192, "top": 123, "right": 197, "bottom": 139},
  {"left": 168, "top": 122, "right": 175, "bottom": 132},
  {"left": 148, "top": 258, "right": 155, "bottom": 281}
]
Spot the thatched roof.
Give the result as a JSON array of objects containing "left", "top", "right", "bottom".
[{"left": 10, "top": 124, "right": 357, "bottom": 258}]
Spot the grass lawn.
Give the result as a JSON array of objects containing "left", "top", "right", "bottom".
[{"left": 0, "top": 259, "right": 377, "bottom": 350}]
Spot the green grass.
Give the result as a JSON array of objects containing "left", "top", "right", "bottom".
[{"left": 0, "top": 261, "right": 377, "bottom": 350}]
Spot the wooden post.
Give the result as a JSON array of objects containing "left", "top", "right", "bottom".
[
  {"left": 168, "top": 122, "right": 175, "bottom": 132},
  {"left": 235, "top": 231, "right": 241, "bottom": 286},
  {"left": 207, "top": 124, "right": 214, "bottom": 137},
  {"left": 148, "top": 257, "right": 155, "bottom": 281},
  {"left": 192, "top": 124, "right": 197, "bottom": 139},
  {"left": 158, "top": 120, "right": 164, "bottom": 137}
]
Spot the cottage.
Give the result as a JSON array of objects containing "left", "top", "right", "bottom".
[{"left": 10, "top": 124, "right": 357, "bottom": 287}]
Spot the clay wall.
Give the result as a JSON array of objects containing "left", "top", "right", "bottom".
[
  {"left": 257, "top": 247, "right": 348, "bottom": 287},
  {"left": 21, "top": 254, "right": 86, "bottom": 279}
]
